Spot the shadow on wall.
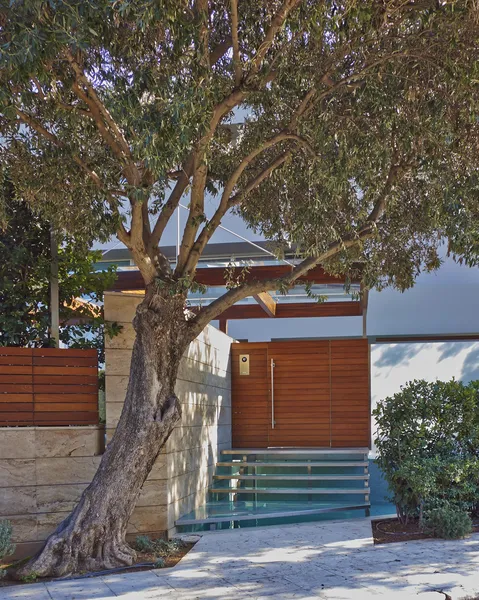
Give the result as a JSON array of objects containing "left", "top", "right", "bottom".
[
  {"left": 162, "top": 324, "right": 233, "bottom": 523},
  {"left": 372, "top": 341, "right": 479, "bottom": 383},
  {"left": 373, "top": 343, "right": 428, "bottom": 369}
]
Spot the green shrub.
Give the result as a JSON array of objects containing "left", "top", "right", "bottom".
[
  {"left": 20, "top": 572, "right": 39, "bottom": 583},
  {"left": 134, "top": 535, "right": 187, "bottom": 559},
  {"left": 134, "top": 535, "right": 154, "bottom": 553},
  {"left": 0, "top": 520, "right": 15, "bottom": 579},
  {"left": 373, "top": 379, "right": 479, "bottom": 523},
  {"left": 425, "top": 505, "right": 473, "bottom": 539}
]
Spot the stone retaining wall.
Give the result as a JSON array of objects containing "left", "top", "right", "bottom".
[{"left": 0, "top": 426, "right": 104, "bottom": 550}]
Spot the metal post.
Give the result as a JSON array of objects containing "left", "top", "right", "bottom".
[
  {"left": 50, "top": 228, "right": 60, "bottom": 348},
  {"left": 271, "top": 359, "right": 275, "bottom": 429},
  {"left": 176, "top": 207, "right": 181, "bottom": 267}
]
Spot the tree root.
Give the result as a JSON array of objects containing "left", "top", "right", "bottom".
[{"left": 15, "top": 517, "right": 136, "bottom": 579}]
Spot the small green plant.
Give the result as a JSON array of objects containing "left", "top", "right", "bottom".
[
  {"left": 134, "top": 535, "right": 154, "bottom": 553},
  {"left": 153, "top": 557, "right": 166, "bottom": 569},
  {"left": 0, "top": 520, "right": 15, "bottom": 579},
  {"left": 134, "top": 535, "right": 187, "bottom": 559},
  {"left": 424, "top": 506, "right": 473, "bottom": 540},
  {"left": 20, "top": 572, "right": 39, "bottom": 583}
]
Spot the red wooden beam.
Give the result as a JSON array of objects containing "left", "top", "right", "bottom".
[
  {"left": 192, "top": 301, "right": 362, "bottom": 320},
  {"left": 110, "top": 265, "right": 358, "bottom": 291}
]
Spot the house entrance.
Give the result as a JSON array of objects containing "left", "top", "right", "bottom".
[{"left": 231, "top": 339, "right": 370, "bottom": 448}]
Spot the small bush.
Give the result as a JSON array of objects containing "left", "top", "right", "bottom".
[
  {"left": 134, "top": 535, "right": 154, "bottom": 553},
  {"left": 425, "top": 506, "right": 473, "bottom": 540},
  {"left": 20, "top": 572, "right": 39, "bottom": 583},
  {"left": 134, "top": 535, "right": 187, "bottom": 559},
  {"left": 0, "top": 520, "right": 15, "bottom": 579},
  {"left": 373, "top": 378, "right": 479, "bottom": 522}
]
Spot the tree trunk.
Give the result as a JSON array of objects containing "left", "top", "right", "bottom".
[{"left": 16, "top": 288, "right": 192, "bottom": 578}]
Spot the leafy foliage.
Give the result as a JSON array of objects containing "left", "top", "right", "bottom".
[
  {"left": 0, "top": 520, "right": 15, "bottom": 578},
  {"left": 373, "top": 379, "right": 479, "bottom": 524},
  {"left": 424, "top": 505, "right": 473, "bottom": 540},
  {"left": 1, "top": 1, "right": 479, "bottom": 317},
  {"left": 0, "top": 193, "right": 119, "bottom": 362}
]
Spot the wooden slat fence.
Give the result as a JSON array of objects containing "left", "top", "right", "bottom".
[{"left": 0, "top": 348, "right": 99, "bottom": 426}]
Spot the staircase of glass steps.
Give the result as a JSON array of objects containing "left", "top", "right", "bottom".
[
  {"left": 211, "top": 448, "right": 370, "bottom": 500},
  {"left": 175, "top": 448, "right": 370, "bottom": 530}
]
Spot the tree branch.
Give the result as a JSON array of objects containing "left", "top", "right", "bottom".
[
  {"left": 190, "top": 149, "right": 408, "bottom": 333},
  {"left": 149, "top": 157, "right": 194, "bottom": 251},
  {"left": 175, "top": 89, "right": 245, "bottom": 273},
  {"left": 231, "top": 0, "right": 242, "bottom": 86},
  {"left": 182, "top": 130, "right": 313, "bottom": 275},
  {"left": 228, "top": 150, "right": 292, "bottom": 207},
  {"left": 209, "top": 37, "right": 233, "bottom": 66},
  {"left": 71, "top": 83, "right": 132, "bottom": 171},
  {"left": 365, "top": 161, "right": 401, "bottom": 225},
  {"left": 183, "top": 149, "right": 292, "bottom": 275},
  {"left": 176, "top": 0, "right": 303, "bottom": 274},
  {"left": 65, "top": 49, "right": 132, "bottom": 161},
  {"left": 195, "top": 0, "right": 210, "bottom": 69},
  {"left": 244, "top": 0, "right": 303, "bottom": 85}
]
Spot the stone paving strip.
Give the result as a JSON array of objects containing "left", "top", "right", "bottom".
[{"left": 1, "top": 517, "right": 479, "bottom": 599}]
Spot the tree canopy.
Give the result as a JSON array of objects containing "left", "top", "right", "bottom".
[{"left": 1, "top": 1, "right": 479, "bottom": 323}]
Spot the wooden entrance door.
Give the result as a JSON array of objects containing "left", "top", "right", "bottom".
[
  {"left": 231, "top": 339, "right": 370, "bottom": 448},
  {"left": 267, "top": 341, "right": 331, "bottom": 447}
]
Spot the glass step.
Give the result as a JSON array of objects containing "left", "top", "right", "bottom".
[
  {"left": 214, "top": 474, "right": 369, "bottom": 481},
  {"left": 176, "top": 500, "right": 371, "bottom": 526},
  {"left": 221, "top": 448, "right": 368, "bottom": 456},
  {"left": 210, "top": 486, "right": 370, "bottom": 495},
  {"left": 217, "top": 461, "right": 369, "bottom": 468}
]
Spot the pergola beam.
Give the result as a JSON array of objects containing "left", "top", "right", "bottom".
[
  {"left": 110, "top": 264, "right": 361, "bottom": 292},
  {"left": 253, "top": 292, "right": 277, "bottom": 317},
  {"left": 193, "top": 301, "right": 362, "bottom": 320}
]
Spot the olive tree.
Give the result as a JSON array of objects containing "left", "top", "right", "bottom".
[{"left": 1, "top": 0, "right": 479, "bottom": 577}]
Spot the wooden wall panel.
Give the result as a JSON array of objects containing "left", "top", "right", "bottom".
[
  {"left": 268, "top": 341, "right": 331, "bottom": 447},
  {"left": 231, "top": 343, "right": 269, "bottom": 448},
  {"left": 0, "top": 348, "right": 99, "bottom": 426},
  {"left": 330, "top": 339, "right": 370, "bottom": 448}
]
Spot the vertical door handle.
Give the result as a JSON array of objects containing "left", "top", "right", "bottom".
[{"left": 271, "top": 358, "right": 275, "bottom": 429}]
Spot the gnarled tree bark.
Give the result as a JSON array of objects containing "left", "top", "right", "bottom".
[{"left": 16, "top": 287, "right": 193, "bottom": 578}]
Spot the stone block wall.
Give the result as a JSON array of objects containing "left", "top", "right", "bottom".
[
  {"left": 0, "top": 426, "right": 104, "bottom": 552},
  {"left": 104, "top": 292, "right": 233, "bottom": 535}
]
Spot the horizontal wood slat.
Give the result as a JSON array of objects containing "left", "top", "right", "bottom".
[
  {"left": 330, "top": 339, "right": 370, "bottom": 448},
  {"left": 32, "top": 356, "right": 98, "bottom": 367},
  {"left": 0, "top": 347, "right": 99, "bottom": 426}
]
